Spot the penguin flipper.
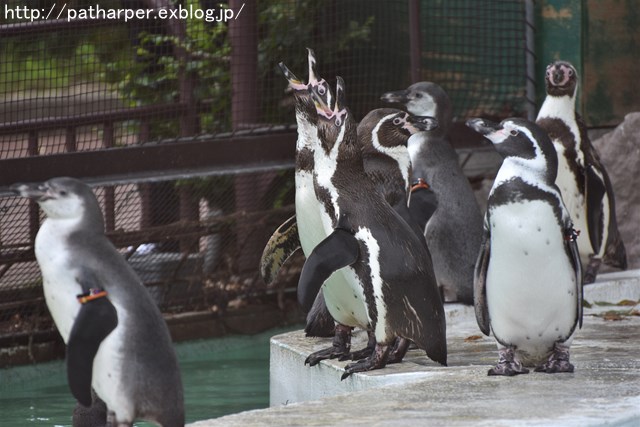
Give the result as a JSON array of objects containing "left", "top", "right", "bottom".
[
  {"left": 408, "top": 187, "right": 438, "bottom": 232},
  {"left": 565, "top": 227, "right": 584, "bottom": 329},
  {"left": 297, "top": 228, "right": 359, "bottom": 312},
  {"left": 67, "top": 270, "right": 118, "bottom": 407},
  {"left": 474, "top": 226, "right": 491, "bottom": 336},
  {"left": 305, "top": 291, "right": 336, "bottom": 337},
  {"left": 259, "top": 215, "right": 301, "bottom": 284},
  {"left": 585, "top": 166, "right": 606, "bottom": 254}
]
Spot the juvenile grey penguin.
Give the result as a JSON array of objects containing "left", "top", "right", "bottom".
[
  {"left": 11, "top": 177, "right": 184, "bottom": 427},
  {"left": 381, "top": 82, "right": 483, "bottom": 304},
  {"left": 466, "top": 118, "right": 583, "bottom": 376},
  {"left": 536, "top": 61, "right": 626, "bottom": 282},
  {"left": 299, "top": 77, "right": 447, "bottom": 379}
]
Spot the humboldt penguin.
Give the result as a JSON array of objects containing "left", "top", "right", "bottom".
[
  {"left": 12, "top": 177, "right": 184, "bottom": 426},
  {"left": 536, "top": 60, "right": 626, "bottom": 282},
  {"left": 381, "top": 81, "right": 483, "bottom": 304},
  {"left": 299, "top": 77, "right": 446, "bottom": 379},
  {"left": 467, "top": 118, "right": 583, "bottom": 376}
]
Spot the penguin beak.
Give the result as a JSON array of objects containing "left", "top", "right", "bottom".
[
  {"left": 380, "top": 89, "right": 410, "bottom": 105},
  {"left": 310, "top": 85, "right": 334, "bottom": 119},
  {"left": 465, "top": 118, "right": 500, "bottom": 136},
  {"left": 278, "top": 62, "right": 307, "bottom": 91},
  {"left": 409, "top": 115, "right": 438, "bottom": 132},
  {"left": 307, "top": 48, "right": 320, "bottom": 86},
  {"left": 10, "top": 182, "right": 53, "bottom": 202}
]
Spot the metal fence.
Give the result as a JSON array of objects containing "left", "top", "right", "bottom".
[{"left": 0, "top": 0, "right": 530, "bottom": 363}]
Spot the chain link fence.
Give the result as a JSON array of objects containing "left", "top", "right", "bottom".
[{"left": 0, "top": 0, "right": 529, "bottom": 364}]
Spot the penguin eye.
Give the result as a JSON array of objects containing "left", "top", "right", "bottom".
[
  {"left": 59, "top": 190, "right": 68, "bottom": 196},
  {"left": 393, "top": 117, "right": 403, "bottom": 126},
  {"left": 567, "top": 69, "right": 574, "bottom": 76},
  {"left": 414, "top": 93, "right": 422, "bottom": 98},
  {"left": 317, "top": 86, "right": 326, "bottom": 96},
  {"left": 335, "top": 117, "right": 342, "bottom": 126},
  {"left": 509, "top": 130, "right": 519, "bottom": 136}
]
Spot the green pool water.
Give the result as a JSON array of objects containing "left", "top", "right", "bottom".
[{"left": 0, "top": 324, "right": 301, "bottom": 426}]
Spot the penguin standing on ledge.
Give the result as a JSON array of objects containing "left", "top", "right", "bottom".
[
  {"left": 299, "top": 77, "right": 446, "bottom": 379},
  {"left": 12, "top": 177, "right": 184, "bottom": 427},
  {"left": 358, "top": 107, "right": 438, "bottom": 240},
  {"left": 536, "top": 61, "right": 626, "bottom": 283},
  {"left": 467, "top": 118, "right": 583, "bottom": 376},
  {"left": 381, "top": 82, "right": 483, "bottom": 304}
]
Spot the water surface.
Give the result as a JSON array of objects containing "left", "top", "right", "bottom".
[{"left": 0, "top": 324, "right": 301, "bottom": 426}]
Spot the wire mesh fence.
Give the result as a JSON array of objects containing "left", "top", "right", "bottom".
[{"left": 0, "top": 0, "right": 529, "bottom": 362}]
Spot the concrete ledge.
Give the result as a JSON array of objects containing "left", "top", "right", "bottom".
[{"left": 190, "top": 270, "right": 640, "bottom": 426}]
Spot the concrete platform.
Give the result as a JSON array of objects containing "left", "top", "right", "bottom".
[{"left": 190, "top": 270, "right": 640, "bottom": 426}]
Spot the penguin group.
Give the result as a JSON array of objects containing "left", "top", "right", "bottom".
[
  {"left": 6, "top": 53, "right": 628, "bottom": 425},
  {"left": 262, "top": 52, "right": 627, "bottom": 379}
]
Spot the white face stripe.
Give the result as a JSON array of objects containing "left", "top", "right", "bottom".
[
  {"left": 354, "top": 227, "right": 387, "bottom": 340},
  {"left": 371, "top": 113, "right": 412, "bottom": 197},
  {"left": 314, "top": 118, "right": 347, "bottom": 221}
]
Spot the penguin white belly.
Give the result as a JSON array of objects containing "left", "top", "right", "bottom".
[
  {"left": 322, "top": 267, "right": 369, "bottom": 328},
  {"left": 92, "top": 309, "right": 134, "bottom": 422},
  {"left": 295, "top": 170, "right": 327, "bottom": 255},
  {"left": 487, "top": 201, "right": 577, "bottom": 364},
  {"left": 34, "top": 219, "right": 83, "bottom": 342}
]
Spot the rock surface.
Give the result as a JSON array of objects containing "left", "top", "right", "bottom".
[{"left": 592, "top": 112, "right": 640, "bottom": 271}]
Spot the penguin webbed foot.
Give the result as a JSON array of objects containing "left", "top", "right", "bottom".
[
  {"left": 488, "top": 347, "right": 529, "bottom": 376},
  {"left": 534, "top": 343, "right": 574, "bottom": 374},
  {"left": 341, "top": 343, "right": 391, "bottom": 380},
  {"left": 584, "top": 256, "right": 602, "bottom": 284},
  {"left": 386, "top": 337, "right": 411, "bottom": 364},
  {"left": 305, "top": 324, "right": 352, "bottom": 366},
  {"left": 339, "top": 330, "right": 376, "bottom": 361}
]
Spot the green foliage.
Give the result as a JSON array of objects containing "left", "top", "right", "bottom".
[{"left": 257, "top": 0, "right": 375, "bottom": 123}]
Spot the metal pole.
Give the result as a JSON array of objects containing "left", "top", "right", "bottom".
[
  {"left": 525, "top": 0, "right": 536, "bottom": 120},
  {"left": 409, "top": 0, "right": 422, "bottom": 83}
]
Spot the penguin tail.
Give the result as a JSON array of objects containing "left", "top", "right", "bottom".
[{"left": 604, "top": 233, "right": 627, "bottom": 270}]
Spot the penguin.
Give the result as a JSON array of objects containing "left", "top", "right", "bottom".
[
  {"left": 466, "top": 117, "right": 583, "bottom": 376},
  {"left": 11, "top": 177, "right": 184, "bottom": 427},
  {"left": 536, "top": 61, "right": 627, "bottom": 283},
  {"left": 358, "top": 107, "right": 438, "bottom": 239},
  {"left": 299, "top": 76, "right": 447, "bottom": 379},
  {"left": 381, "top": 81, "right": 483, "bottom": 304},
  {"left": 258, "top": 49, "right": 342, "bottom": 338}
]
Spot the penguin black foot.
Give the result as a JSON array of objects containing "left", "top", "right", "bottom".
[
  {"left": 534, "top": 343, "right": 574, "bottom": 373},
  {"left": 305, "top": 324, "right": 352, "bottom": 366},
  {"left": 584, "top": 257, "right": 602, "bottom": 284},
  {"left": 488, "top": 347, "right": 529, "bottom": 376},
  {"left": 72, "top": 390, "right": 107, "bottom": 427},
  {"left": 339, "top": 330, "right": 375, "bottom": 361},
  {"left": 341, "top": 343, "right": 391, "bottom": 380},
  {"left": 387, "top": 337, "right": 410, "bottom": 364}
]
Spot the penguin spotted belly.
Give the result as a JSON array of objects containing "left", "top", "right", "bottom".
[
  {"left": 321, "top": 267, "right": 369, "bottom": 329},
  {"left": 487, "top": 200, "right": 577, "bottom": 365}
]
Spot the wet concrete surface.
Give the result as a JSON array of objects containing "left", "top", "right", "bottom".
[{"left": 190, "top": 271, "right": 640, "bottom": 427}]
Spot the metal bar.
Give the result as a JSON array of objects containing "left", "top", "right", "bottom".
[
  {"left": 408, "top": 0, "right": 422, "bottom": 83},
  {"left": 0, "top": 131, "right": 297, "bottom": 188},
  {"left": 0, "top": 18, "right": 114, "bottom": 37},
  {"left": 0, "top": 103, "right": 188, "bottom": 135},
  {"left": 27, "top": 131, "right": 39, "bottom": 241},
  {"left": 102, "top": 122, "right": 116, "bottom": 232},
  {"left": 524, "top": 0, "right": 536, "bottom": 120}
]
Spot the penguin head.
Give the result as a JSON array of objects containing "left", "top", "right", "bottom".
[
  {"left": 380, "top": 81, "right": 452, "bottom": 136},
  {"left": 466, "top": 117, "right": 558, "bottom": 183},
  {"left": 11, "top": 177, "right": 104, "bottom": 229},
  {"left": 358, "top": 108, "right": 438, "bottom": 154},
  {"left": 310, "top": 76, "right": 357, "bottom": 155},
  {"left": 279, "top": 48, "right": 333, "bottom": 125},
  {"left": 545, "top": 61, "right": 578, "bottom": 98}
]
